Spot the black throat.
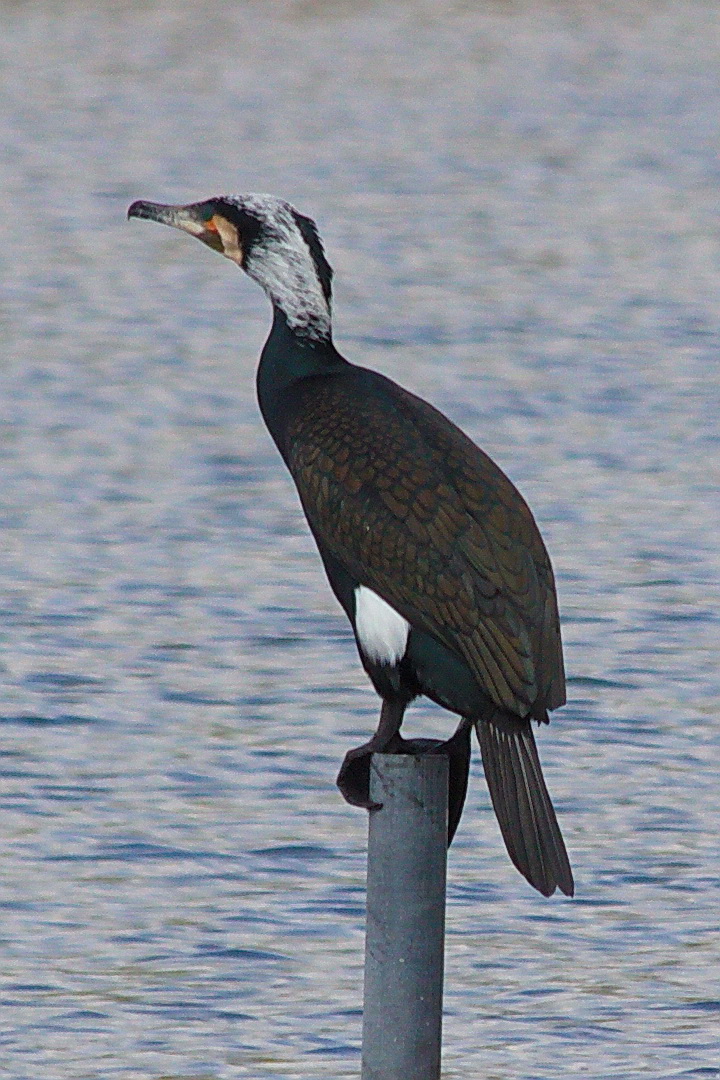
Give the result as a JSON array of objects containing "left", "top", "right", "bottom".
[{"left": 256, "top": 308, "right": 349, "bottom": 461}]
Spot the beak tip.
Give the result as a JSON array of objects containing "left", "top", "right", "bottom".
[
  {"left": 127, "top": 199, "right": 152, "bottom": 221},
  {"left": 126, "top": 199, "right": 216, "bottom": 248}
]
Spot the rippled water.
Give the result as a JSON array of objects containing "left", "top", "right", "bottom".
[{"left": 1, "top": 2, "right": 720, "bottom": 1077}]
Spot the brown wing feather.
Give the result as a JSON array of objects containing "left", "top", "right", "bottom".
[
  {"left": 286, "top": 373, "right": 565, "bottom": 717},
  {"left": 395, "top": 388, "right": 565, "bottom": 711}
]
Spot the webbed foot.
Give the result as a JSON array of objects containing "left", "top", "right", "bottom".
[
  {"left": 396, "top": 720, "right": 472, "bottom": 845},
  {"left": 337, "top": 700, "right": 408, "bottom": 809},
  {"left": 336, "top": 741, "right": 382, "bottom": 810},
  {"left": 336, "top": 718, "right": 472, "bottom": 846}
]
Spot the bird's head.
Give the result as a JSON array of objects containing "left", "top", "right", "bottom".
[{"left": 128, "top": 193, "right": 333, "bottom": 340}]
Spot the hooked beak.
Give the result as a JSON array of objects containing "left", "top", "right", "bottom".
[{"left": 127, "top": 199, "right": 224, "bottom": 254}]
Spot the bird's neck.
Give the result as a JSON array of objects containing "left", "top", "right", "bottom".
[
  {"left": 256, "top": 309, "right": 348, "bottom": 456},
  {"left": 245, "top": 246, "right": 332, "bottom": 343}
]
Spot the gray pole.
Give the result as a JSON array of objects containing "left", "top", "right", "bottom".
[{"left": 361, "top": 752, "right": 448, "bottom": 1080}]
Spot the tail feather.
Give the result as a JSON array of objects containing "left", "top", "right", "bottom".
[{"left": 476, "top": 711, "right": 574, "bottom": 897}]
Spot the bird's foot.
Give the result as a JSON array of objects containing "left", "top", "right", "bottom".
[
  {"left": 336, "top": 720, "right": 472, "bottom": 845},
  {"left": 337, "top": 700, "right": 408, "bottom": 809},
  {"left": 336, "top": 732, "right": 411, "bottom": 809},
  {"left": 336, "top": 741, "right": 383, "bottom": 810}
]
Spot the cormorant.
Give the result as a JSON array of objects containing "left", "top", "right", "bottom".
[{"left": 128, "top": 193, "right": 573, "bottom": 897}]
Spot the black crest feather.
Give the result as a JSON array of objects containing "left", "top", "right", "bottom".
[{"left": 291, "top": 209, "right": 334, "bottom": 304}]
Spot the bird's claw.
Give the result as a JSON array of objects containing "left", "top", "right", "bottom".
[
  {"left": 337, "top": 721, "right": 472, "bottom": 845},
  {"left": 336, "top": 745, "right": 382, "bottom": 810}
]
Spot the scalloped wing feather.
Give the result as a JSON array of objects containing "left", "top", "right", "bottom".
[{"left": 285, "top": 371, "right": 565, "bottom": 717}]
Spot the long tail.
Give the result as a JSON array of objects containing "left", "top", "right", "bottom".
[{"left": 476, "top": 710, "right": 574, "bottom": 897}]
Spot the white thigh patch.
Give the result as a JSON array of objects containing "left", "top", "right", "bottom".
[{"left": 354, "top": 586, "right": 410, "bottom": 665}]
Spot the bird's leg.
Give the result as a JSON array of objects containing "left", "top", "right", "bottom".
[{"left": 336, "top": 699, "right": 407, "bottom": 810}]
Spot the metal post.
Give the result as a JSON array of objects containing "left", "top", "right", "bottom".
[{"left": 361, "top": 753, "right": 448, "bottom": 1080}]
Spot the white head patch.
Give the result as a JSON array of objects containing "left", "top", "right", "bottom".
[{"left": 224, "top": 194, "right": 331, "bottom": 341}]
